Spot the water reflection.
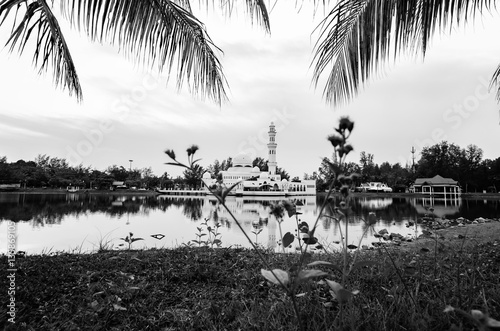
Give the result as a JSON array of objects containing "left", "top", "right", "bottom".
[
  {"left": 2, "top": 193, "right": 499, "bottom": 225},
  {"left": 358, "top": 197, "right": 393, "bottom": 210},
  {"left": 411, "top": 196, "right": 462, "bottom": 218},
  {"left": 0, "top": 193, "right": 499, "bottom": 253}
]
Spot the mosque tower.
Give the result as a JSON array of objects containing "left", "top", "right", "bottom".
[{"left": 267, "top": 122, "right": 277, "bottom": 175}]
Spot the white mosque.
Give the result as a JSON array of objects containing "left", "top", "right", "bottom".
[{"left": 202, "top": 122, "right": 316, "bottom": 196}]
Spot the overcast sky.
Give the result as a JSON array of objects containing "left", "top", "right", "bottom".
[{"left": 1, "top": 2, "right": 499, "bottom": 179}]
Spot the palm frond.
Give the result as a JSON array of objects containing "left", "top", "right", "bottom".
[
  {"left": 191, "top": 0, "right": 270, "bottom": 32},
  {"left": 59, "top": 0, "right": 267, "bottom": 105},
  {"left": 490, "top": 64, "right": 500, "bottom": 103},
  {"left": 1, "top": 0, "right": 270, "bottom": 103},
  {"left": 243, "top": 0, "right": 271, "bottom": 33},
  {"left": 0, "top": 0, "right": 83, "bottom": 101},
  {"left": 312, "top": 0, "right": 497, "bottom": 106}
]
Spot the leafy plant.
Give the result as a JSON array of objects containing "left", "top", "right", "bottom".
[
  {"left": 119, "top": 232, "right": 144, "bottom": 250},
  {"left": 190, "top": 218, "right": 223, "bottom": 248},
  {"left": 251, "top": 226, "right": 263, "bottom": 247}
]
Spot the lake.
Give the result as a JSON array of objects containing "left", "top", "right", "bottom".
[{"left": 1, "top": 192, "right": 499, "bottom": 254}]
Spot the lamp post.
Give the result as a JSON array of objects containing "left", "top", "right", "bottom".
[{"left": 129, "top": 160, "right": 133, "bottom": 172}]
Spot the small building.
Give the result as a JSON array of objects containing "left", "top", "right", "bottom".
[
  {"left": 412, "top": 175, "right": 461, "bottom": 196},
  {"left": 0, "top": 183, "right": 21, "bottom": 191},
  {"left": 110, "top": 181, "right": 128, "bottom": 191}
]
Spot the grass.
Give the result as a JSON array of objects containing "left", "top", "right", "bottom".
[{"left": 1, "top": 239, "right": 499, "bottom": 331}]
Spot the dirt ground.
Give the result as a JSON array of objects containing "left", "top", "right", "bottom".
[{"left": 398, "top": 220, "right": 500, "bottom": 252}]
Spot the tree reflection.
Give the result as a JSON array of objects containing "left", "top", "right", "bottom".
[
  {"left": 1, "top": 193, "right": 499, "bottom": 230},
  {"left": 182, "top": 198, "right": 204, "bottom": 220}
]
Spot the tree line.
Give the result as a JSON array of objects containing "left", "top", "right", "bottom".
[
  {"left": 307, "top": 141, "right": 500, "bottom": 193},
  {"left": 0, "top": 154, "right": 289, "bottom": 191},
  {"left": 1, "top": 141, "right": 499, "bottom": 192}
]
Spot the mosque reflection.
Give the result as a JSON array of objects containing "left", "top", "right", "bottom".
[{"left": 195, "top": 196, "right": 317, "bottom": 248}]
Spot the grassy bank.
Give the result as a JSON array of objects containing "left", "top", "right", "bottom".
[{"left": 2, "top": 238, "right": 499, "bottom": 330}]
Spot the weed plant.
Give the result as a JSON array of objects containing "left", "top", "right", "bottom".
[
  {"left": 188, "top": 218, "right": 223, "bottom": 248},
  {"left": 119, "top": 232, "right": 144, "bottom": 250}
]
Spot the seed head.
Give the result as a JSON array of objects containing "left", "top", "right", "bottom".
[
  {"left": 164, "top": 149, "right": 176, "bottom": 160},
  {"left": 339, "top": 117, "right": 354, "bottom": 132},
  {"left": 327, "top": 134, "right": 343, "bottom": 147},
  {"left": 186, "top": 145, "right": 199, "bottom": 157}
]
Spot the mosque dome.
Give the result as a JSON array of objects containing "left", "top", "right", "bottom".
[
  {"left": 233, "top": 153, "right": 253, "bottom": 167},
  {"left": 203, "top": 172, "right": 212, "bottom": 179},
  {"left": 252, "top": 166, "right": 260, "bottom": 173}
]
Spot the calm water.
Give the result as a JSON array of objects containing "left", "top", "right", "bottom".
[{"left": 0, "top": 193, "right": 499, "bottom": 254}]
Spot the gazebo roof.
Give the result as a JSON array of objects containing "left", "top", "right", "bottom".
[{"left": 414, "top": 175, "right": 458, "bottom": 186}]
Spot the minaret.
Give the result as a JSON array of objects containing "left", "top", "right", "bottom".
[{"left": 268, "top": 122, "right": 277, "bottom": 175}]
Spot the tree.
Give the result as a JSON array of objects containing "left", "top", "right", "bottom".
[
  {"left": 314, "top": 1, "right": 500, "bottom": 105},
  {"left": 183, "top": 163, "right": 205, "bottom": 189},
  {"left": 220, "top": 157, "right": 233, "bottom": 172},
  {"left": 379, "top": 162, "right": 392, "bottom": 185},
  {"left": 207, "top": 159, "right": 222, "bottom": 180},
  {"left": 89, "top": 169, "right": 112, "bottom": 190},
  {"left": 0, "top": 157, "right": 13, "bottom": 182},
  {"left": 463, "top": 144, "right": 483, "bottom": 172},
  {"left": 252, "top": 157, "right": 268, "bottom": 172},
  {"left": 417, "top": 141, "right": 463, "bottom": 180},
  {"left": 206, "top": 157, "right": 233, "bottom": 183},
  {"left": 486, "top": 157, "right": 500, "bottom": 192},
  {"left": 359, "top": 151, "right": 375, "bottom": 182},
  {"left": 159, "top": 172, "right": 173, "bottom": 189},
  {"left": 140, "top": 167, "right": 155, "bottom": 188},
  {"left": 303, "top": 172, "right": 319, "bottom": 181},
  {"left": 275, "top": 167, "right": 289, "bottom": 181},
  {"left": 317, "top": 156, "right": 336, "bottom": 191},
  {"left": 343, "top": 162, "right": 361, "bottom": 177},
  {"left": 106, "top": 165, "right": 128, "bottom": 181}
]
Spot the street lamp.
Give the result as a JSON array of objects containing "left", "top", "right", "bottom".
[{"left": 129, "top": 159, "right": 133, "bottom": 172}]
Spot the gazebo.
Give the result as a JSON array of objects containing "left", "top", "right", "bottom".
[{"left": 412, "top": 175, "right": 461, "bottom": 196}]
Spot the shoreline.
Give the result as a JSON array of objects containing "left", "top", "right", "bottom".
[
  {"left": 0, "top": 188, "right": 160, "bottom": 196},
  {"left": 2, "top": 189, "right": 500, "bottom": 199}
]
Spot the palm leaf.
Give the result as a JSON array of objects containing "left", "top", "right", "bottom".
[
  {"left": 205, "top": 0, "right": 270, "bottom": 33},
  {"left": 490, "top": 64, "right": 500, "bottom": 104},
  {"left": 312, "top": 0, "right": 497, "bottom": 106},
  {"left": 58, "top": 0, "right": 227, "bottom": 103},
  {"left": 57, "top": 0, "right": 268, "bottom": 104},
  {"left": 0, "top": 0, "right": 83, "bottom": 101},
  {"left": 1, "top": 0, "right": 270, "bottom": 103}
]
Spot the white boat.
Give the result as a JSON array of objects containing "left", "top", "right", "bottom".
[{"left": 356, "top": 182, "right": 393, "bottom": 193}]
